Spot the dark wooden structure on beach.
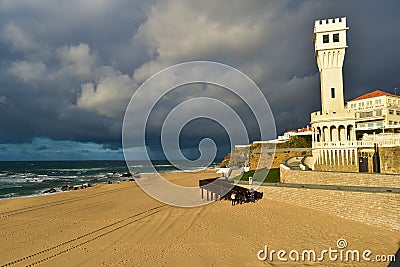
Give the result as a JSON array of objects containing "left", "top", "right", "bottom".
[{"left": 199, "top": 177, "right": 260, "bottom": 201}]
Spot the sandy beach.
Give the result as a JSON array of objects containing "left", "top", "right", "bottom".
[{"left": 0, "top": 169, "right": 398, "bottom": 266}]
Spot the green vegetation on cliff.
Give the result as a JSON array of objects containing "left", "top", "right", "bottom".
[
  {"left": 232, "top": 168, "right": 280, "bottom": 183},
  {"left": 276, "top": 135, "right": 312, "bottom": 149},
  {"left": 219, "top": 135, "right": 312, "bottom": 168}
]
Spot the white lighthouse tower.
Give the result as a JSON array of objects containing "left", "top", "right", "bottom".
[
  {"left": 313, "top": 17, "right": 348, "bottom": 113},
  {"left": 310, "top": 17, "right": 356, "bottom": 172}
]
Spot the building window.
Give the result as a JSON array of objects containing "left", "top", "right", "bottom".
[
  {"left": 333, "top": 33, "right": 339, "bottom": 42},
  {"left": 389, "top": 121, "right": 393, "bottom": 125},
  {"left": 360, "top": 111, "right": 373, "bottom": 118},
  {"left": 323, "top": 34, "right": 329, "bottom": 43},
  {"left": 331, "top": 88, "right": 335, "bottom": 98},
  {"left": 377, "top": 122, "right": 383, "bottom": 127},
  {"left": 376, "top": 109, "right": 383, "bottom": 116},
  {"left": 396, "top": 110, "right": 400, "bottom": 116},
  {"left": 389, "top": 109, "right": 394, "bottom": 115}
]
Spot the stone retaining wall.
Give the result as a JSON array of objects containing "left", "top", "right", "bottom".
[
  {"left": 269, "top": 168, "right": 400, "bottom": 231},
  {"left": 260, "top": 186, "right": 399, "bottom": 231},
  {"left": 280, "top": 167, "right": 400, "bottom": 188}
]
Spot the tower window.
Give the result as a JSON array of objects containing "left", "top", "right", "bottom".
[
  {"left": 323, "top": 34, "right": 329, "bottom": 43},
  {"left": 333, "top": 33, "right": 339, "bottom": 42},
  {"left": 331, "top": 88, "right": 336, "bottom": 98}
]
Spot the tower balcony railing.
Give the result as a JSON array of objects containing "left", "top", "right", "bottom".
[{"left": 311, "top": 109, "right": 355, "bottom": 122}]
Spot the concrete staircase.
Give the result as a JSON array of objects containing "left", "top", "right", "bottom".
[{"left": 281, "top": 157, "right": 303, "bottom": 170}]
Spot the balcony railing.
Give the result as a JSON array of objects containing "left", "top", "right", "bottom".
[
  {"left": 313, "top": 139, "right": 400, "bottom": 148},
  {"left": 355, "top": 116, "right": 384, "bottom": 122}
]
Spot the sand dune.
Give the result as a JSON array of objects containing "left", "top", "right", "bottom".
[{"left": 0, "top": 170, "right": 398, "bottom": 266}]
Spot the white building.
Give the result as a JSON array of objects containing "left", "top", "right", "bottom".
[
  {"left": 311, "top": 17, "right": 358, "bottom": 169},
  {"left": 313, "top": 17, "right": 348, "bottom": 113},
  {"left": 310, "top": 17, "right": 400, "bottom": 173},
  {"left": 346, "top": 90, "right": 400, "bottom": 133},
  {"left": 253, "top": 126, "right": 312, "bottom": 144}
]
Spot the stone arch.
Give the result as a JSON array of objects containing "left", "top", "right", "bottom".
[
  {"left": 322, "top": 126, "right": 329, "bottom": 142},
  {"left": 316, "top": 127, "right": 321, "bottom": 142},
  {"left": 330, "top": 125, "right": 338, "bottom": 142},
  {"left": 347, "top": 125, "right": 354, "bottom": 141},
  {"left": 338, "top": 125, "right": 346, "bottom": 142}
]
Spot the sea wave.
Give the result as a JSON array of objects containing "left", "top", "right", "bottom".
[
  {"left": 36, "top": 167, "right": 108, "bottom": 172},
  {"left": 0, "top": 161, "right": 217, "bottom": 200}
]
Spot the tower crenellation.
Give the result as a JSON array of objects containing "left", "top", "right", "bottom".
[
  {"left": 313, "top": 17, "right": 348, "bottom": 55},
  {"left": 314, "top": 17, "right": 347, "bottom": 30}
]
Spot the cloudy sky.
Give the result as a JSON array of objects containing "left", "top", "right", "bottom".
[{"left": 0, "top": 0, "right": 399, "bottom": 161}]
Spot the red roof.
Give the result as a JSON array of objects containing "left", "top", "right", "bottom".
[
  {"left": 351, "top": 90, "right": 399, "bottom": 101},
  {"left": 298, "top": 126, "right": 311, "bottom": 132}
]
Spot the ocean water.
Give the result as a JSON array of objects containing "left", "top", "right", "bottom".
[{"left": 0, "top": 160, "right": 218, "bottom": 199}]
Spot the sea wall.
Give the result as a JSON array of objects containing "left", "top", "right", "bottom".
[
  {"left": 314, "top": 163, "right": 358, "bottom": 173},
  {"left": 263, "top": 167, "right": 400, "bottom": 231},
  {"left": 261, "top": 186, "right": 399, "bottom": 231},
  {"left": 379, "top": 147, "right": 400, "bottom": 174},
  {"left": 280, "top": 168, "right": 400, "bottom": 188}
]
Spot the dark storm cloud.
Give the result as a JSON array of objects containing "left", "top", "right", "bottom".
[
  {"left": 0, "top": 0, "right": 149, "bottom": 147},
  {"left": 143, "top": 84, "right": 263, "bottom": 159},
  {"left": 0, "top": 0, "right": 399, "bottom": 159},
  {"left": 36, "top": 145, "right": 48, "bottom": 151}
]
